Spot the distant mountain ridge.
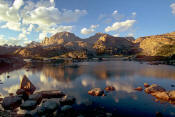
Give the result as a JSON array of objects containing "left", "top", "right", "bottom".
[{"left": 1, "top": 31, "right": 175, "bottom": 58}]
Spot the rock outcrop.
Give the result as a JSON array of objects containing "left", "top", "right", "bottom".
[{"left": 135, "top": 32, "right": 175, "bottom": 56}]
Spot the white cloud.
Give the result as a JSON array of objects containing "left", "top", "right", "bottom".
[
  {"left": 113, "top": 33, "right": 120, "bottom": 37},
  {"left": 13, "top": 0, "right": 24, "bottom": 10},
  {"left": 112, "top": 10, "right": 118, "bottom": 15},
  {"left": 1, "top": 22, "right": 21, "bottom": 31},
  {"left": 81, "top": 24, "right": 99, "bottom": 35},
  {"left": 131, "top": 12, "right": 136, "bottom": 17},
  {"left": 0, "top": 0, "right": 87, "bottom": 45},
  {"left": 170, "top": 3, "right": 175, "bottom": 14},
  {"left": 105, "top": 20, "right": 136, "bottom": 32},
  {"left": 127, "top": 33, "right": 134, "bottom": 37}
]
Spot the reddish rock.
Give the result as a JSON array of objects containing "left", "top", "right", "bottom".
[
  {"left": 151, "top": 92, "right": 169, "bottom": 101},
  {"left": 88, "top": 88, "right": 104, "bottom": 96},
  {"left": 168, "top": 90, "right": 175, "bottom": 101},
  {"left": 144, "top": 84, "right": 166, "bottom": 94},
  {"left": 105, "top": 86, "right": 115, "bottom": 91},
  {"left": 20, "top": 75, "right": 36, "bottom": 95},
  {"left": 134, "top": 87, "right": 143, "bottom": 91},
  {"left": 144, "top": 83, "right": 150, "bottom": 87},
  {"left": 39, "top": 90, "right": 65, "bottom": 98},
  {"left": 2, "top": 96, "right": 22, "bottom": 110}
]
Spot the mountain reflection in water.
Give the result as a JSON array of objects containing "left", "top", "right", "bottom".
[{"left": 0, "top": 61, "right": 175, "bottom": 116}]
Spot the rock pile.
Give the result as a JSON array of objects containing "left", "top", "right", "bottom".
[{"left": 135, "top": 83, "right": 175, "bottom": 104}]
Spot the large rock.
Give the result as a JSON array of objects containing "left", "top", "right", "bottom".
[
  {"left": 20, "top": 100, "right": 38, "bottom": 110},
  {"left": 144, "top": 84, "right": 166, "bottom": 94},
  {"left": 29, "top": 93, "right": 42, "bottom": 104},
  {"left": 20, "top": 75, "right": 36, "bottom": 95},
  {"left": 88, "top": 88, "right": 104, "bottom": 96},
  {"left": 151, "top": 92, "right": 169, "bottom": 101},
  {"left": 2, "top": 96, "right": 22, "bottom": 110},
  {"left": 37, "top": 99, "right": 60, "bottom": 115},
  {"left": 61, "top": 105, "right": 73, "bottom": 112},
  {"left": 59, "top": 95, "right": 76, "bottom": 105},
  {"left": 168, "top": 90, "right": 175, "bottom": 101},
  {"left": 39, "top": 90, "right": 65, "bottom": 98}
]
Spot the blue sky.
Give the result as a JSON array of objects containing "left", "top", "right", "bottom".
[{"left": 0, "top": 0, "right": 175, "bottom": 45}]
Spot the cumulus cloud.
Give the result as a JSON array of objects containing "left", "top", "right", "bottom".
[
  {"left": 81, "top": 24, "right": 99, "bottom": 35},
  {"left": 170, "top": 3, "right": 175, "bottom": 14},
  {"left": 13, "top": 0, "right": 24, "bottom": 10},
  {"left": 105, "top": 20, "right": 136, "bottom": 32},
  {"left": 0, "top": 0, "right": 87, "bottom": 45}
]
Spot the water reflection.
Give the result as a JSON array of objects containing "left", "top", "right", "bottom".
[{"left": 0, "top": 61, "right": 175, "bottom": 116}]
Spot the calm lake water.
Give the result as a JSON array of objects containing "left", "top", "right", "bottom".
[{"left": 0, "top": 61, "right": 175, "bottom": 116}]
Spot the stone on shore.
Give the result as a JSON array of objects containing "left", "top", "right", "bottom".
[
  {"left": 39, "top": 90, "right": 65, "bottom": 98},
  {"left": 29, "top": 93, "right": 42, "bottom": 104},
  {"left": 151, "top": 92, "right": 169, "bottom": 101},
  {"left": 37, "top": 99, "right": 60, "bottom": 115},
  {"left": 105, "top": 86, "right": 115, "bottom": 91},
  {"left": 144, "top": 83, "right": 150, "bottom": 87},
  {"left": 88, "top": 88, "right": 104, "bottom": 96},
  {"left": 144, "top": 84, "right": 166, "bottom": 94},
  {"left": 20, "top": 75, "right": 36, "bottom": 95},
  {"left": 61, "top": 105, "right": 73, "bottom": 112},
  {"left": 134, "top": 87, "right": 143, "bottom": 91},
  {"left": 59, "top": 95, "right": 76, "bottom": 105},
  {"left": 2, "top": 96, "right": 22, "bottom": 110},
  {"left": 168, "top": 90, "right": 175, "bottom": 101},
  {"left": 20, "top": 100, "right": 38, "bottom": 110}
]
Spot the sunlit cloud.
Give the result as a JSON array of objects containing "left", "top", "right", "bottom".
[{"left": 81, "top": 24, "right": 99, "bottom": 35}]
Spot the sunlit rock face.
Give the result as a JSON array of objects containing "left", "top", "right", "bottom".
[
  {"left": 135, "top": 32, "right": 175, "bottom": 56},
  {"left": 42, "top": 32, "right": 81, "bottom": 46}
]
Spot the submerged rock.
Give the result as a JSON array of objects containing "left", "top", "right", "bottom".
[
  {"left": 144, "top": 83, "right": 150, "bottom": 88},
  {"left": 20, "top": 100, "right": 38, "bottom": 110},
  {"left": 2, "top": 96, "right": 22, "bottom": 110},
  {"left": 88, "top": 88, "right": 104, "bottom": 96},
  {"left": 105, "top": 86, "right": 115, "bottom": 91},
  {"left": 20, "top": 75, "right": 36, "bottom": 95},
  {"left": 39, "top": 90, "right": 65, "bottom": 98},
  {"left": 134, "top": 87, "right": 143, "bottom": 91},
  {"left": 59, "top": 95, "right": 76, "bottom": 105},
  {"left": 144, "top": 84, "right": 166, "bottom": 94},
  {"left": 151, "top": 92, "right": 169, "bottom": 101}
]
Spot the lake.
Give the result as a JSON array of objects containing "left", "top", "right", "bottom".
[{"left": 0, "top": 60, "right": 175, "bottom": 116}]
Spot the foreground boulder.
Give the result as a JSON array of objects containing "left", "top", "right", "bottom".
[
  {"left": 20, "top": 75, "right": 36, "bottom": 95},
  {"left": 2, "top": 96, "right": 22, "bottom": 110},
  {"left": 39, "top": 90, "right": 65, "bottom": 98},
  {"left": 37, "top": 99, "right": 60, "bottom": 115},
  {"left": 59, "top": 95, "right": 76, "bottom": 105},
  {"left": 20, "top": 100, "right": 38, "bottom": 110},
  {"left": 28, "top": 93, "right": 42, "bottom": 104},
  {"left": 144, "top": 84, "right": 166, "bottom": 94},
  {"left": 151, "top": 92, "right": 169, "bottom": 101},
  {"left": 105, "top": 86, "right": 115, "bottom": 91},
  {"left": 88, "top": 88, "right": 104, "bottom": 96}
]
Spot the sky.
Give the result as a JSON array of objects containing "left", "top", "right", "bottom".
[{"left": 0, "top": 0, "right": 175, "bottom": 46}]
